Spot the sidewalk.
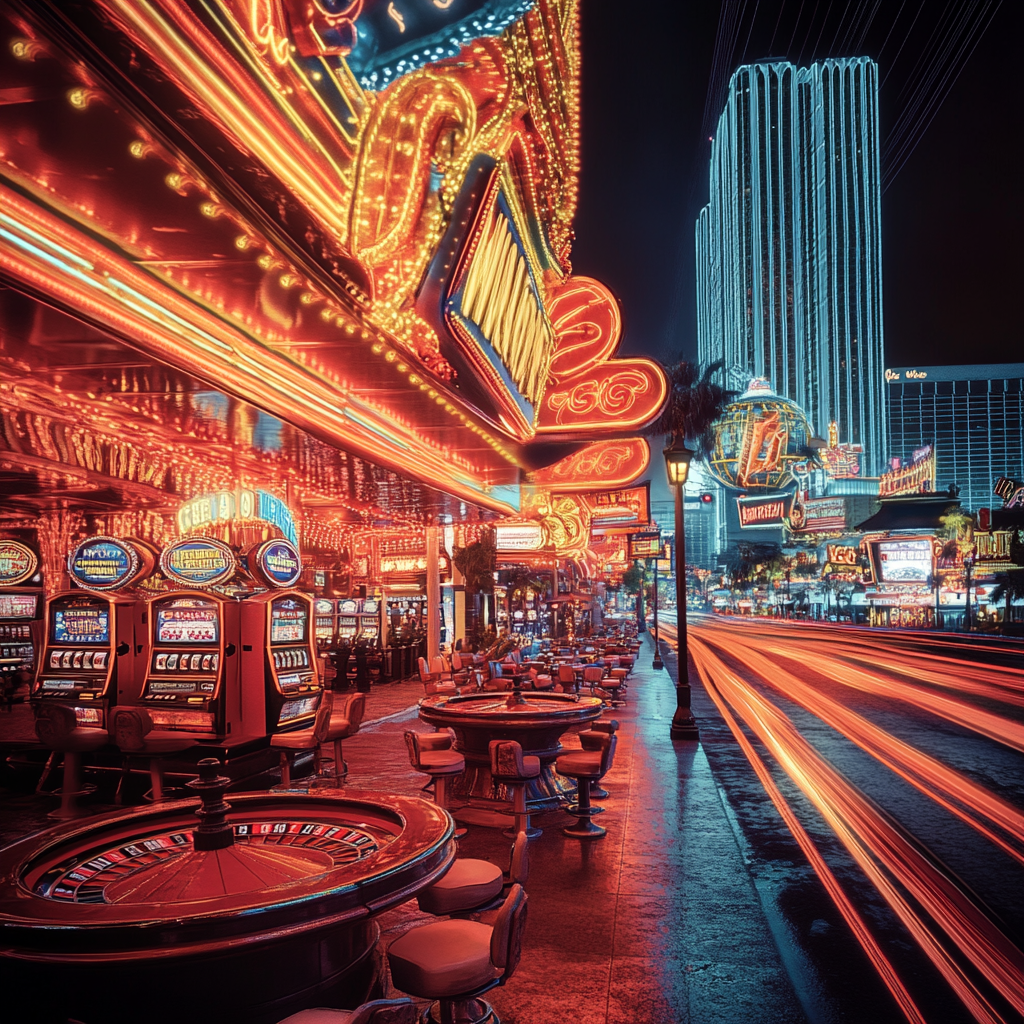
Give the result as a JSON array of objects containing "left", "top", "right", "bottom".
[{"left": 346, "top": 635, "right": 806, "bottom": 1023}]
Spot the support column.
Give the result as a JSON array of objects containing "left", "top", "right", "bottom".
[
  {"left": 426, "top": 525, "right": 440, "bottom": 661},
  {"left": 453, "top": 527, "right": 467, "bottom": 650}
]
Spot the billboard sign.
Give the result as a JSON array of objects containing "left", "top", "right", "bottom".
[
  {"left": 874, "top": 539, "right": 932, "bottom": 584},
  {"left": 737, "top": 495, "right": 788, "bottom": 529}
]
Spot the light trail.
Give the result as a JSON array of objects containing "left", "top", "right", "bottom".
[{"left": 657, "top": 619, "right": 1024, "bottom": 1022}]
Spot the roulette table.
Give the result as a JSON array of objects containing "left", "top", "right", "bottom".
[
  {"left": 0, "top": 762, "right": 455, "bottom": 1024},
  {"left": 418, "top": 690, "right": 604, "bottom": 821}
]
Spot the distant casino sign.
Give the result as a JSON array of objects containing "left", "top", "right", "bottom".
[
  {"left": 737, "top": 495, "right": 789, "bottom": 529},
  {"left": 0, "top": 540, "right": 38, "bottom": 586},
  {"left": 160, "top": 539, "right": 236, "bottom": 589},
  {"left": 251, "top": 539, "right": 302, "bottom": 589},
  {"left": 69, "top": 537, "right": 141, "bottom": 591}
]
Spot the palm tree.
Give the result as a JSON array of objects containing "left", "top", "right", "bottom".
[{"left": 644, "top": 358, "right": 729, "bottom": 455}]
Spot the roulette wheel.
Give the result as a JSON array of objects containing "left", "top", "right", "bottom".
[{"left": 0, "top": 761, "right": 455, "bottom": 1024}]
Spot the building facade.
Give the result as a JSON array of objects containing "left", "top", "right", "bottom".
[
  {"left": 885, "top": 363, "right": 1024, "bottom": 512},
  {"left": 697, "top": 58, "right": 886, "bottom": 474}
]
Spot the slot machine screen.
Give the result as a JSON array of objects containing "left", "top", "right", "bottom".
[
  {"left": 52, "top": 604, "right": 110, "bottom": 645},
  {"left": 271, "top": 598, "right": 307, "bottom": 643},
  {"left": 156, "top": 598, "right": 220, "bottom": 644},
  {"left": 0, "top": 593, "right": 37, "bottom": 618}
]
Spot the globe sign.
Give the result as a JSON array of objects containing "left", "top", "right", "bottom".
[{"left": 706, "top": 378, "right": 813, "bottom": 491}]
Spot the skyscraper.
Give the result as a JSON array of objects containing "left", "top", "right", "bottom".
[
  {"left": 886, "top": 363, "right": 1024, "bottom": 511},
  {"left": 697, "top": 58, "right": 886, "bottom": 475}
]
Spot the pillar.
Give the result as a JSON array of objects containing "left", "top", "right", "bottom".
[{"left": 426, "top": 524, "right": 440, "bottom": 661}]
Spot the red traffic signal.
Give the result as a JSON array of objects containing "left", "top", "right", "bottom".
[{"left": 700, "top": 493, "right": 714, "bottom": 503}]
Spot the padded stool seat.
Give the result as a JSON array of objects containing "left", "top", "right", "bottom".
[
  {"left": 35, "top": 703, "right": 108, "bottom": 819},
  {"left": 555, "top": 750, "right": 601, "bottom": 775},
  {"left": 420, "top": 749, "right": 465, "bottom": 774},
  {"left": 325, "top": 692, "right": 365, "bottom": 783},
  {"left": 417, "top": 858, "right": 503, "bottom": 916},
  {"left": 556, "top": 730, "right": 616, "bottom": 840},
  {"left": 389, "top": 919, "right": 496, "bottom": 1000},
  {"left": 272, "top": 697, "right": 333, "bottom": 788},
  {"left": 489, "top": 740, "right": 541, "bottom": 839}
]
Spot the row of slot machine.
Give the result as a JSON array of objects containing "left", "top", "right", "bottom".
[
  {"left": 28, "top": 534, "right": 323, "bottom": 750},
  {"left": 313, "top": 598, "right": 382, "bottom": 650}
]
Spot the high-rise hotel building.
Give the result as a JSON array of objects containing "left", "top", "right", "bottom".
[
  {"left": 696, "top": 58, "right": 886, "bottom": 474},
  {"left": 886, "top": 363, "right": 1024, "bottom": 512}
]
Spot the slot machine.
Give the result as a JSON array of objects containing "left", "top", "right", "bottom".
[
  {"left": 0, "top": 592, "right": 41, "bottom": 691},
  {"left": 314, "top": 598, "right": 336, "bottom": 650},
  {"left": 242, "top": 590, "right": 322, "bottom": 732},
  {"left": 134, "top": 591, "right": 264, "bottom": 742},
  {"left": 358, "top": 599, "right": 381, "bottom": 644},
  {"left": 337, "top": 599, "right": 359, "bottom": 641},
  {"left": 33, "top": 592, "right": 143, "bottom": 729},
  {"left": 0, "top": 540, "right": 44, "bottom": 689}
]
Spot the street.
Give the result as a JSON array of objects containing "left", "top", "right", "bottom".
[{"left": 660, "top": 615, "right": 1024, "bottom": 1024}]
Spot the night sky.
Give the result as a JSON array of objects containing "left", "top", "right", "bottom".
[{"left": 572, "top": 1, "right": 1023, "bottom": 371}]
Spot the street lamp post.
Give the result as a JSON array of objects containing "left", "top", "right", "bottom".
[
  {"left": 652, "top": 557, "right": 664, "bottom": 670},
  {"left": 664, "top": 440, "right": 699, "bottom": 741},
  {"left": 964, "top": 554, "right": 974, "bottom": 632}
]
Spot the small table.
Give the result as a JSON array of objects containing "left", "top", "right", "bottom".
[{"left": 418, "top": 690, "right": 604, "bottom": 828}]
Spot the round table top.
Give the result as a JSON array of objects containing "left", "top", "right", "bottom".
[
  {"left": 419, "top": 690, "right": 603, "bottom": 729},
  {"left": 0, "top": 790, "right": 455, "bottom": 955}
]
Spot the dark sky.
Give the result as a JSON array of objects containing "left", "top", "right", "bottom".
[{"left": 572, "top": 1, "right": 1023, "bottom": 371}]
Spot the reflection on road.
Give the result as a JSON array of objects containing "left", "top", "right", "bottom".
[{"left": 661, "top": 616, "right": 1024, "bottom": 1024}]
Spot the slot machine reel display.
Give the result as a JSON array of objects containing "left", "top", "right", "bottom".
[{"left": 0, "top": 766, "right": 456, "bottom": 1024}]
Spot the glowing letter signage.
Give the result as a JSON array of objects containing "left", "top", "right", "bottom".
[
  {"left": 0, "top": 541, "right": 38, "bottom": 587},
  {"left": 161, "top": 539, "right": 237, "bottom": 589},
  {"left": 69, "top": 537, "right": 141, "bottom": 591}
]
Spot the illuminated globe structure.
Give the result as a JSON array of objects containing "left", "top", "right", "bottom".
[{"left": 706, "top": 378, "right": 813, "bottom": 491}]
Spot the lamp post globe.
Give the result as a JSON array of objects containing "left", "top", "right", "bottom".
[{"left": 663, "top": 439, "right": 699, "bottom": 741}]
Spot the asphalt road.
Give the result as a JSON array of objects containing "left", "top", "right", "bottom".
[{"left": 661, "top": 614, "right": 1024, "bottom": 1024}]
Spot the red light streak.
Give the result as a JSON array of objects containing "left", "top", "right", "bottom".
[{"left": 659, "top": 619, "right": 1024, "bottom": 1021}]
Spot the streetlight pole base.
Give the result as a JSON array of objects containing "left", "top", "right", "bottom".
[
  {"left": 652, "top": 649, "right": 664, "bottom": 670},
  {"left": 670, "top": 708, "right": 699, "bottom": 741}
]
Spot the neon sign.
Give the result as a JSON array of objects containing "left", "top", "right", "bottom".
[
  {"left": 994, "top": 477, "right": 1024, "bottom": 508},
  {"left": 251, "top": 539, "right": 303, "bottom": 589},
  {"left": 0, "top": 541, "right": 38, "bottom": 587},
  {"left": 69, "top": 537, "right": 142, "bottom": 591},
  {"left": 495, "top": 524, "right": 544, "bottom": 552},
  {"left": 737, "top": 496, "right": 788, "bottom": 529},
  {"left": 161, "top": 539, "right": 237, "bottom": 589},
  {"left": 178, "top": 489, "right": 298, "bottom": 546}
]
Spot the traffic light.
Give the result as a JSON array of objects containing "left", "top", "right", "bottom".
[{"left": 700, "top": 493, "right": 714, "bottom": 503}]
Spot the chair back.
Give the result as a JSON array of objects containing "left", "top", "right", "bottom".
[
  {"left": 343, "top": 691, "right": 367, "bottom": 732},
  {"left": 557, "top": 665, "right": 576, "bottom": 685},
  {"left": 403, "top": 730, "right": 423, "bottom": 770},
  {"left": 451, "top": 652, "right": 465, "bottom": 671},
  {"left": 583, "top": 665, "right": 604, "bottom": 684},
  {"left": 601, "top": 732, "right": 618, "bottom": 775},
  {"left": 311, "top": 694, "right": 333, "bottom": 744},
  {"left": 488, "top": 660, "right": 503, "bottom": 680},
  {"left": 33, "top": 702, "right": 79, "bottom": 747},
  {"left": 417, "top": 657, "right": 432, "bottom": 683},
  {"left": 110, "top": 707, "right": 155, "bottom": 751},
  {"left": 489, "top": 739, "right": 527, "bottom": 779},
  {"left": 509, "top": 831, "right": 530, "bottom": 886},
  {"left": 490, "top": 883, "right": 528, "bottom": 978},
  {"left": 430, "top": 655, "right": 450, "bottom": 675}
]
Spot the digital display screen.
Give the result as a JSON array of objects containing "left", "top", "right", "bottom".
[
  {"left": 52, "top": 606, "right": 110, "bottom": 645},
  {"left": 271, "top": 598, "right": 307, "bottom": 643},
  {"left": 876, "top": 539, "right": 932, "bottom": 584},
  {"left": 0, "top": 594, "right": 37, "bottom": 619},
  {"left": 156, "top": 598, "right": 219, "bottom": 644}
]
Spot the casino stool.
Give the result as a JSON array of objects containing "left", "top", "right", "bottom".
[
  {"left": 578, "top": 720, "right": 620, "bottom": 803},
  {"left": 556, "top": 664, "right": 577, "bottom": 695},
  {"left": 450, "top": 652, "right": 473, "bottom": 690},
  {"left": 276, "top": 997, "right": 418, "bottom": 1024},
  {"left": 388, "top": 883, "right": 528, "bottom": 1024},
  {"left": 324, "top": 691, "right": 366, "bottom": 783},
  {"left": 34, "top": 703, "right": 108, "bottom": 819},
  {"left": 418, "top": 830, "right": 529, "bottom": 920},
  {"left": 526, "top": 666, "right": 554, "bottom": 692},
  {"left": 419, "top": 657, "right": 457, "bottom": 697},
  {"left": 489, "top": 739, "right": 541, "bottom": 840},
  {"left": 605, "top": 667, "right": 628, "bottom": 704},
  {"left": 271, "top": 695, "right": 333, "bottom": 789},
  {"left": 109, "top": 707, "right": 198, "bottom": 803},
  {"left": 556, "top": 730, "right": 616, "bottom": 840},
  {"left": 404, "top": 729, "right": 465, "bottom": 813}
]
